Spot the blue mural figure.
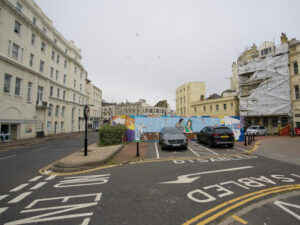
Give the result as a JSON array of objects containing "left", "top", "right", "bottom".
[
  {"left": 175, "top": 118, "right": 184, "bottom": 132},
  {"left": 184, "top": 119, "right": 193, "bottom": 133}
]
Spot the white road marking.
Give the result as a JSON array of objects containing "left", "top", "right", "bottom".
[
  {"left": 81, "top": 218, "right": 91, "bottom": 225},
  {"left": 274, "top": 200, "right": 300, "bottom": 220},
  {"left": 8, "top": 192, "right": 32, "bottom": 204},
  {"left": 29, "top": 176, "right": 42, "bottom": 182},
  {"left": 161, "top": 166, "right": 254, "bottom": 184},
  {"left": 199, "top": 145, "right": 220, "bottom": 155},
  {"left": 10, "top": 183, "right": 29, "bottom": 192},
  {"left": 234, "top": 146, "right": 248, "bottom": 151},
  {"left": 188, "top": 146, "right": 200, "bottom": 156},
  {"left": 0, "top": 207, "right": 8, "bottom": 215},
  {"left": 0, "top": 155, "right": 16, "bottom": 160},
  {"left": 54, "top": 175, "right": 110, "bottom": 188},
  {"left": 30, "top": 182, "right": 47, "bottom": 190},
  {"left": 45, "top": 175, "right": 56, "bottom": 181},
  {"left": 154, "top": 142, "right": 160, "bottom": 159},
  {"left": 0, "top": 194, "right": 9, "bottom": 201}
]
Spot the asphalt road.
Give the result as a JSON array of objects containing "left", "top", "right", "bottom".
[
  {"left": 0, "top": 132, "right": 99, "bottom": 194},
  {"left": 1, "top": 139, "right": 300, "bottom": 225}
]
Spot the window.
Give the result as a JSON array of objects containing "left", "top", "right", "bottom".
[
  {"left": 43, "top": 27, "right": 46, "bottom": 33},
  {"left": 57, "top": 88, "right": 60, "bottom": 98},
  {"left": 194, "top": 107, "right": 196, "bottom": 113},
  {"left": 80, "top": 84, "right": 82, "bottom": 91},
  {"left": 16, "top": 2, "right": 22, "bottom": 12},
  {"left": 63, "top": 74, "right": 66, "bottom": 84},
  {"left": 80, "top": 72, "right": 82, "bottom": 79},
  {"left": 51, "top": 51, "right": 55, "bottom": 60},
  {"left": 216, "top": 104, "right": 219, "bottom": 111},
  {"left": 295, "top": 85, "right": 300, "bottom": 99},
  {"left": 12, "top": 43, "right": 19, "bottom": 59},
  {"left": 203, "top": 106, "right": 206, "bottom": 112},
  {"left": 50, "top": 67, "right": 54, "bottom": 78},
  {"left": 293, "top": 61, "right": 298, "bottom": 75},
  {"left": 61, "top": 122, "right": 64, "bottom": 130},
  {"left": 27, "top": 82, "right": 32, "bottom": 102},
  {"left": 64, "top": 60, "right": 67, "bottom": 68},
  {"left": 41, "top": 42, "right": 46, "bottom": 53},
  {"left": 210, "top": 105, "right": 212, "bottom": 111},
  {"left": 8, "top": 40, "right": 11, "bottom": 57},
  {"left": 223, "top": 104, "right": 227, "bottom": 110},
  {"left": 14, "top": 20, "right": 21, "bottom": 34},
  {"left": 39, "top": 60, "right": 44, "bottom": 73},
  {"left": 47, "top": 122, "right": 51, "bottom": 131},
  {"left": 281, "top": 117, "right": 288, "bottom": 127},
  {"left": 231, "top": 103, "right": 234, "bottom": 109},
  {"left": 55, "top": 105, "right": 59, "bottom": 117},
  {"left": 74, "top": 79, "right": 76, "bottom": 88},
  {"left": 75, "top": 67, "right": 77, "bottom": 74},
  {"left": 4, "top": 74, "right": 12, "bottom": 93},
  {"left": 73, "top": 93, "right": 76, "bottom": 102},
  {"left": 54, "top": 39, "right": 57, "bottom": 45},
  {"left": 72, "top": 108, "right": 75, "bottom": 120},
  {"left": 31, "top": 33, "right": 35, "bottom": 45},
  {"left": 29, "top": 54, "right": 34, "bottom": 67},
  {"left": 61, "top": 106, "right": 65, "bottom": 117},
  {"left": 48, "top": 104, "right": 53, "bottom": 116},
  {"left": 33, "top": 17, "right": 36, "bottom": 25},
  {"left": 50, "top": 86, "right": 53, "bottom": 97},
  {"left": 63, "top": 90, "right": 66, "bottom": 100},
  {"left": 37, "top": 86, "right": 44, "bottom": 102},
  {"left": 56, "top": 54, "right": 60, "bottom": 64},
  {"left": 56, "top": 70, "right": 59, "bottom": 81},
  {"left": 65, "top": 49, "right": 68, "bottom": 54},
  {"left": 15, "top": 77, "right": 21, "bottom": 96}
]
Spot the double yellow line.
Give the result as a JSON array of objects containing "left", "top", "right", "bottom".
[{"left": 183, "top": 184, "right": 300, "bottom": 225}]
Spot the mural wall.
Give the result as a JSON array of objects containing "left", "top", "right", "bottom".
[{"left": 111, "top": 116, "right": 244, "bottom": 142}]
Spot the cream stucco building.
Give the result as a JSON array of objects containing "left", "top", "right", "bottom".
[
  {"left": 176, "top": 82, "right": 206, "bottom": 116},
  {"left": 0, "top": 0, "right": 101, "bottom": 140}
]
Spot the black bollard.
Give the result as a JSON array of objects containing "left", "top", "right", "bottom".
[
  {"left": 248, "top": 133, "right": 251, "bottom": 145},
  {"left": 253, "top": 134, "right": 255, "bottom": 141},
  {"left": 244, "top": 133, "right": 247, "bottom": 146},
  {"left": 136, "top": 142, "right": 140, "bottom": 157}
]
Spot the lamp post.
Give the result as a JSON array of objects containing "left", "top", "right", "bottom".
[{"left": 83, "top": 105, "right": 90, "bottom": 156}]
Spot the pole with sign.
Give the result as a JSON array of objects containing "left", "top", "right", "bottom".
[{"left": 84, "top": 105, "right": 90, "bottom": 156}]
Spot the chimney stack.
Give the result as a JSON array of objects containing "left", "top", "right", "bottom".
[{"left": 280, "top": 33, "right": 288, "bottom": 44}]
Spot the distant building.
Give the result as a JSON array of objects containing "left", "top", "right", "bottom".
[
  {"left": 101, "top": 102, "right": 116, "bottom": 124},
  {"left": 176, "top": 82, "right": 206, "bottom": 116},
  {"left": 191, "top": 90, "right": 239, "bottom": 117}
]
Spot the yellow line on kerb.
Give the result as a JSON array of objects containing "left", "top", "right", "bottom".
[
  {"left": 183, "top": 184, "right": 300, "bottom": 225},
  {"left": 232, "top": 215, "right": 247, "bottom": 224}
]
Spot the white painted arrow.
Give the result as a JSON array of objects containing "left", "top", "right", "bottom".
[{"left": 160, "top": 166, "right": 253, "bottom": 184}]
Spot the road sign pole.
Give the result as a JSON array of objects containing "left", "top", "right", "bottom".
[
  {"left": 84, "top": 116, "right": 88, "bottom": 156},
  {"left": 136, "top": 142, "right": 140, "bottom": 157}
]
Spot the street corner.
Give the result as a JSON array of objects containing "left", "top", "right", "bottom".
[{"left": 218, "top": 188, "right": 300, "bottom": 225}]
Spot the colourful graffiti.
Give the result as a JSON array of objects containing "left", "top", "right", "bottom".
[{"left": 111, "top": 116, "right": 244, "bottom": 142}]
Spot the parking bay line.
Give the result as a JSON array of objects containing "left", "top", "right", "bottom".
[
  {"left": 30, "top": 182, "right": 47, "bottom": 190},
  {"left": 10, "top": 183, "right": 29, "bottom": 192},
  {"left": 28, "top": 176, "right": 42, "bottom": 182},
  {"left": 154, "top": 142, "right": 160, "bottom": 159},
  {"left": 0, "top": 155, "right": 16, "bottom": 160},
  {"left": 0, "top": 207, "right": 9, "bottom": 215},
  {"left": 8, "top": 192, "right": 32, "bottom": 204}
]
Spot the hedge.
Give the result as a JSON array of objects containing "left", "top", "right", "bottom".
[{"left": 99, "top": 125, "right": 126, "bottom": 146}]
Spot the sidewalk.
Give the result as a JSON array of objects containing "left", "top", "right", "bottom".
[{"left": 0, "top": 131, "right": 87, "bottom": 150}]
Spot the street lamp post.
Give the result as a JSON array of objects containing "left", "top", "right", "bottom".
[{"left": 83, "top": 105, "right": 90, "bottom": 156}]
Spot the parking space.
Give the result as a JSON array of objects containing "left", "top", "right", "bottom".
[{"left": 145, "top": 141, "right": 247, "bottom": 160}]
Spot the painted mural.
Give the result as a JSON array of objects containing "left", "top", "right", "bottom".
[{"left": 111, "top": 115, "right": 244, "bottom": 142}]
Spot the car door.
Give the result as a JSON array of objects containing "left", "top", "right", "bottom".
[{"left": 203, "top": 127, "right": 211, "bottom": 144}]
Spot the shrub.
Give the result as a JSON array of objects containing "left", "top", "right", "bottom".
[{"left": 99, "top": 125, "right": 126, "bottom": 146}]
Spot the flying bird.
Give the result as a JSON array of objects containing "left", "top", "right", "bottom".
[{"left": 135, "top": 32, "right": 140, "bottom": 37}]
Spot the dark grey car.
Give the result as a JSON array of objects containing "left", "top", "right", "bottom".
[{"left": 159, "top": 127, "right": 188, "bottom": 150}]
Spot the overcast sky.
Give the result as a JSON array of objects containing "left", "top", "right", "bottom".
[{"left": 35, "top": 0, "right": 300, "bottom": 109}]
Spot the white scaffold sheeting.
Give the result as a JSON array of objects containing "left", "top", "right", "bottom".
[{"left": 238, "top": 43, "right": 291, "bottom": 116}]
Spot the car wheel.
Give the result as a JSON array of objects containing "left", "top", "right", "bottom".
[{"left": 207, "top": 139, "right": 213, "bottom": 148}]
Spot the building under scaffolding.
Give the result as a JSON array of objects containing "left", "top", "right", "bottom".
[{"left": 238, "top": 41, "right": 291, "bottom": 134}]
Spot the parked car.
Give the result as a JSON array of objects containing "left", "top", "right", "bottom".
[
  {"left": 159, "top": 127, "right": 188, "bottom": 150},
  {"left": 246, "top": 125, "right": 267, "bottom": 136},
  {"left": 197, "top": 126, "right": 234, "bottom": 148}
]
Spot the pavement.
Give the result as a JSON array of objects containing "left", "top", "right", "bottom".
[{"left": 2, "top": 133, "right": 299, "bottom": 174}]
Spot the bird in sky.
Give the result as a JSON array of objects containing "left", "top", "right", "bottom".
[{"left": 135, "top": 32, "right": 140, "bottom": 37}]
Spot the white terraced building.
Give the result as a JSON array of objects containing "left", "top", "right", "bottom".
[{"left": 0, "top": 0, "right": 101, "bottom": 140}]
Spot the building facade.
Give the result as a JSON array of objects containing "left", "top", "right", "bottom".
[
  {"left": 176, "top": 82, "right": 206, "bottom": 116},
  {"left": 288, "top": 38, "right": 300, "bottom": 134},
  {"left": 0, "top": 0, "right": 92, "bottom": 140},
  {"left": 237, "top": 34, "right": 291, "bottom": 134},
  {"left": 191, "top": 91, "right": 239, "bottom": 117},
  {"left": 85, "top": 79, "right": 102, "bottom": 129}
]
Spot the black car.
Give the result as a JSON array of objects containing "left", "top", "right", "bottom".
[
  {"left": 197, "top": 126, "right": 234, "bottom": 148},
  {"left": 159, "top": 127, "right": 188, "bottom": 150}
]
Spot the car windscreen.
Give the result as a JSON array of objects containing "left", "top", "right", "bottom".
[
  {"left": 164, "top": 129, "right": 182, "bottom": 134},
  {"left": 249, "top": 126, "right": 259, "bottom": 129},
  {"left": 213, "top": 128, "right": 232, "bottom": 134}
]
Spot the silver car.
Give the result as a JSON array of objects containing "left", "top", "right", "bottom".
[
  {"left": 159, "top": 127, "right": 188, "bottom": 150},
  {"left": 246, "top": 125, "right": 267, "bottom": 136}
]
